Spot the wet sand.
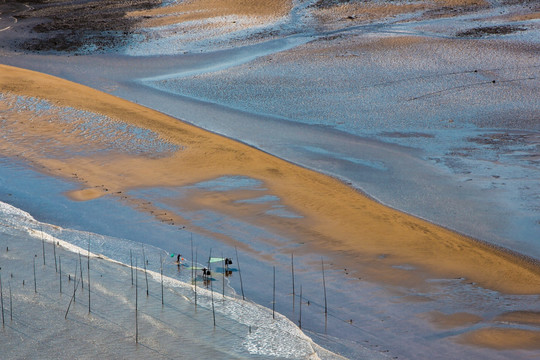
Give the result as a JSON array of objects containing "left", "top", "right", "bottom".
[
  {"left": 1, "top": 0, "right": 540, "bottom": 357},
  {"left": 2, "top": 64, "right": 540, "bottom": 293}
]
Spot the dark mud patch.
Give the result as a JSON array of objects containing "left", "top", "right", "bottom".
[
  {"left": 456, "top": 25, "right": 527, "bottom": 38},
  {"left": 6, "top": 0, "right": 161, "bottom": 53}
]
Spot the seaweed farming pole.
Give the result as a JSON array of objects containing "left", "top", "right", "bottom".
[
  {"left": 41, "top": 228, "right": 45, "bottom": 266},
  {"left": 291, "top": 253, "right": 295, "bottom": 313},
  {"left": 59, "top": 256, "right": 62, "bottom": 294},
  {"left": 235, "top": 246, "right": 245, "bottom": 300},
  {"left": 33, "top": 254, "right": 37, "bottom": 293},
  {"left": 190, "top": 235, "right": 194, "bottom": 284},
  {"left": 322, "top": 258, "right": 327, "bottom": 317},
  {"left": 79, "top": 252, "right": 84, "bottom": 290},
  {"left": 73, "top": 259, "right": 77, "bottom": 302},
  {"left": 209, "top": 249, "right": 216, "bottom": 327},
  {"left": 65, "top": 273, "right": 80, "bottom": 319},
  {"left": 221, "top": 254, "right": 225, "bottom": 299},
  {"left": 142, "top": 246, "right": 149, "bottom": 296},
  {"left": 195, "top": 248, "right": 199, "bottom": 309},
  {"left": 8, "top": 280, "right": 12, "bottom": 322},
  {"left": 299, "top": 285, "right": 302, "bottom": 329},
  {"left": 130, "top": 250, "right": 133, "bottom": 286},
  {"left": 135, "top": 257, "right": 138, "bottom": 343},
  {"left": 87, "top": 239, "right": 91, "bottom": 314},
  {"left": 53, "top": 240, "right": 57, "bottom": 272},
  {"left": 0, "top": 268, "right": 4, "bottom": 327},
  {"left": 273, "top": 266, "right": 276, "bottom": 320},
  {"left": 160, "top": 254, "right": 164, "bottom": 306}
]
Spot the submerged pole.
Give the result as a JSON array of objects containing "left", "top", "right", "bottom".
[
  {"left": 235, "top": 246, "right": 245, "bottom": 300},
  {"left": 209, "top": 249, "right": 216, "bottom": 327}
]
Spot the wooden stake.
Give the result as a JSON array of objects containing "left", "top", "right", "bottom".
[
  {"left": 59, "top": 256, "right": 62, "bottom": 294},
  {"left": 87, "top": 239, "right": 91, "bottom": 314},
  {"left": 8, "top": 280, "right": 12, "bottom": 322},
  {"left": 33, "top": 255, "right": 37, "bottom": 293},
  {"left": 299, "top": 285, "right": 302, "bottom": 329},
  {"left": 130, "top": 249, "right": 133, "bottom": 286},
  {"left": 190, "top": 234, "right": 194, "bottom": 285},
  {"left": 291, "top": 253, "right": 295, "bottom": 313},
  {"left": 221, "top": 252, "right": 225, "bottom": 299},
  {"left": 273, "top": 266, "right": 276, "bottom": 320},
  {"left": 0, "top": 269, "right": 4, "bottom": 327},
  {"left": 73, "top": 259, "right": 77, "bottom": 302},
  {"left": 135, "top": 257, "right": 138, "bottom": 343},
  {"left": 41, "top": 228, "right": 45, "bottom": 266},
  {"left": 79, "top": 252, "right": 84, "bottom": 290},
  {"left": 209, "top": 249, "right": 216, "bottom": 327},
  {"left": 322, "top": 258, "right": 327, "bottom": 317},
  {"left": 142, "top": 246, "right": 149, "bottom": 297},
  {"left": 65, "top": 274, "right": 80, "bottom": 319},
  {"left": 194, "top": 248, "right": 198, "bottom": 309},
  {"left": 235, "top": 246, "right": 245, "bottom": 300},
  {"left": 160, "top": 254, "right": 164, "bottom": 306},
  {"left": 53, "top": 241, "right": 57, "bottom": 272}
]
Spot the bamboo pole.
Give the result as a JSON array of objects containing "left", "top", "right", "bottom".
[
  {"left": 299, "top": 285, "right": 302, "bottom": 329},
  {"left": 59, "top": 256, "right": 62, "bottom": 294},
  {"left": 135, "top": 257, "right": 138, "bottom": 343},
  {"left": 8, "top": 280, "right": 12, "bottom": 322},
  {"left": 87, "top": 239, "right": 91, "bottom": 314},
  {"left": 65, "top": 274, "right": 80, "bottom": 319},
  {"left": 160, "top": 254, "right": 164, "bottom": 306},
  {"left": 41, "top": 228, "right": 45, "bottom": 266},
  {"left": 221, "top": 253, "right": 225, "bottom": 299},
  {"left": 273, "top": 266, "right": 276, "bottom": 320},
  {"left": 190, "top": 235, "right": 194, "bottom": 285},
  {"left": 73, "top": 259, "right": 77, "bottom": 302},
  {"left": 142, "top": 246, "right": 149, "bottom": 296},
  {"left": 53, "top": 240, "right": 57, "bottom": 272},
  {"left": 33, "top": 255, "right": 37, "bottom": 293},
  {"left": 0, "top": 268, "right": 4, "bottom": 327},
  {"left": 130, "top": 250, "right": 133, "bottom": 286},
  {"left": 209, "top": 249, "right": 216, "bottom": 327},
  {"left": 79, "top": 252, "right": 84, "bottom": 290},
  {"left": 291, "top": 253, "right": 295, "bottom": 313},
  {"left": 322, "top": 258, "right": 327, "bottom": 317},
  {"left": 235, "top": 246, "right": 245, "bottom": 300},
  {"left": 194, "top": 248, "right": 198, "bottom": 309}
]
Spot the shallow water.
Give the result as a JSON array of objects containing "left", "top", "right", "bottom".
[{"left": 0, "top": 194, "right": 346, "bottom": 359}]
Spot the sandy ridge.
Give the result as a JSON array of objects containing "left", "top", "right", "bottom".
[{"left": 1, "top": 64, "right": 540, "bottom": 296}]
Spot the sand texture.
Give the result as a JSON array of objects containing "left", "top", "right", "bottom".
[{"left": 2, "top": 64, "right": 540, "bottom": 298}]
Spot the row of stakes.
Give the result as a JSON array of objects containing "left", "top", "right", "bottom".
[{"left": 0, "top": 232, "right": 330, "bottom": 344}]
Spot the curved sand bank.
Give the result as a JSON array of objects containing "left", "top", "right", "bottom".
[{"left": 2, "top": 64, "right": 540, "bottom": 299}]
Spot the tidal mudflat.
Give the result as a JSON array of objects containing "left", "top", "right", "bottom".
[{"left": 1, "top": 0, "right": 539, "bottom": 359}]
